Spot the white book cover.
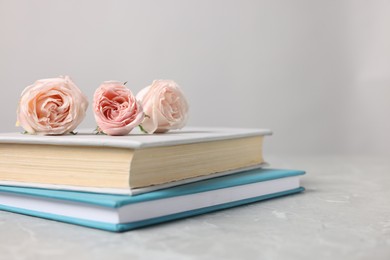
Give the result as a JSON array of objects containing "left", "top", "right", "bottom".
[{"left": 0, "top": 127, "right": 272, "bottom": 149}]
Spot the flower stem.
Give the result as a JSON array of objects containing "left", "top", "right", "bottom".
[{"left": 139, "top": 125, "right": 148, "bottom": 134}]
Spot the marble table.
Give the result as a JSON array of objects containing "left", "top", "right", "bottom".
[{"left": 1, "top": 155, "right": 389, "bottom": 260}]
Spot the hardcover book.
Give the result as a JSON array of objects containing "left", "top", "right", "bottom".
[
  {"left": 0, "top": 127, "right": 272, "bottom": 195},
  {"left": 0, "top": 168, "right": 305, "bottom": 232}
]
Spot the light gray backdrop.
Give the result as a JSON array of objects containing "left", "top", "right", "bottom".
[{"left": 1, "top": 0, "right": 389, "bottom": 156}]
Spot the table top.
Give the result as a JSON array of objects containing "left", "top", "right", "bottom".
[{"left": 1, "top": 155, "right": 389, "bottom": 260}]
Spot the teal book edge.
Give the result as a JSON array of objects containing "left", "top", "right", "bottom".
[
  {"left": 0, "top": 168, "right": 305, "bottom": 232},
  {"left": 0, "top": 187, "right": 304, "bottom": 232}
]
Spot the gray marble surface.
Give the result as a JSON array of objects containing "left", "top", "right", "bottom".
[{"left": 1, "top": 155, "right": 389, "bottom": 260}]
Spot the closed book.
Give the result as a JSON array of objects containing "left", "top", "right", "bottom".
[
  {"left": 0, "top": 127, "right": 272, "bottom": 195},
  {"left": 0, "top": 168, "right": 305, "bottom": 232}
]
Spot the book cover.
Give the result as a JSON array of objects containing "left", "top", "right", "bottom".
[
  {"left": 0, "top": 168, "right": 305, "bottom": 232},
  {"left": 0, "top": 127, "right": 272, "bottom": 149}
]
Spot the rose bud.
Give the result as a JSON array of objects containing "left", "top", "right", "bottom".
[
  {"left": 16, "top": 76, "right": 88, "bottom": 135},
  {"left": 93, "top": 81, "right": 144, "bottom": 136},
  {"left": 136, "top": 80, "right": 189, "bottom": 134}
]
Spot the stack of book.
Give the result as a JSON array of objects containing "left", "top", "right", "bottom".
[{"left": 0, "top": 127, "right": 305, "bottom": 232}]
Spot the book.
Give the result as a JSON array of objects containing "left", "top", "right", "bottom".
[
  {"left": 0, "top": 127, "right": 272, "bottom": 195},
  {"left": 0, "top": 168, "right": 305, "bottom": 232}
]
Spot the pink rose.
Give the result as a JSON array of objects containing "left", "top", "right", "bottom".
[
  {"left": 16, "top": 76, "right": 88, "bottom": 135},
  {"left": 136, "top": 80, "right": 189, "bottom": 134},
  {"left": 93, "top": 81, "right": 144, "bottom": 136}
]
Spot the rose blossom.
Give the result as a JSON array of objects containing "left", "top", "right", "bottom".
[
  {"left": 136, "top": 80, "right": 189, "bottom": 134},
  {"left": 93, "top": 81, "right": 144, "bottom": 136},
  {"left": 16, "top": 76, "right": 88, "bottom": 135}
]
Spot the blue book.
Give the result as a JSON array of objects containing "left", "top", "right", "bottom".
[{"left": 0, "top": 168, "right": 305, "bottom": 232}]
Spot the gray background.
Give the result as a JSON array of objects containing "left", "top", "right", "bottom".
[{"left": 1, "top": 0, "right": 389, "bottom": 156}]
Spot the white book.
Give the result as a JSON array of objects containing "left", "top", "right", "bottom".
[{"left": 0, "top": 127, "right": 272, "bottom": 195}]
